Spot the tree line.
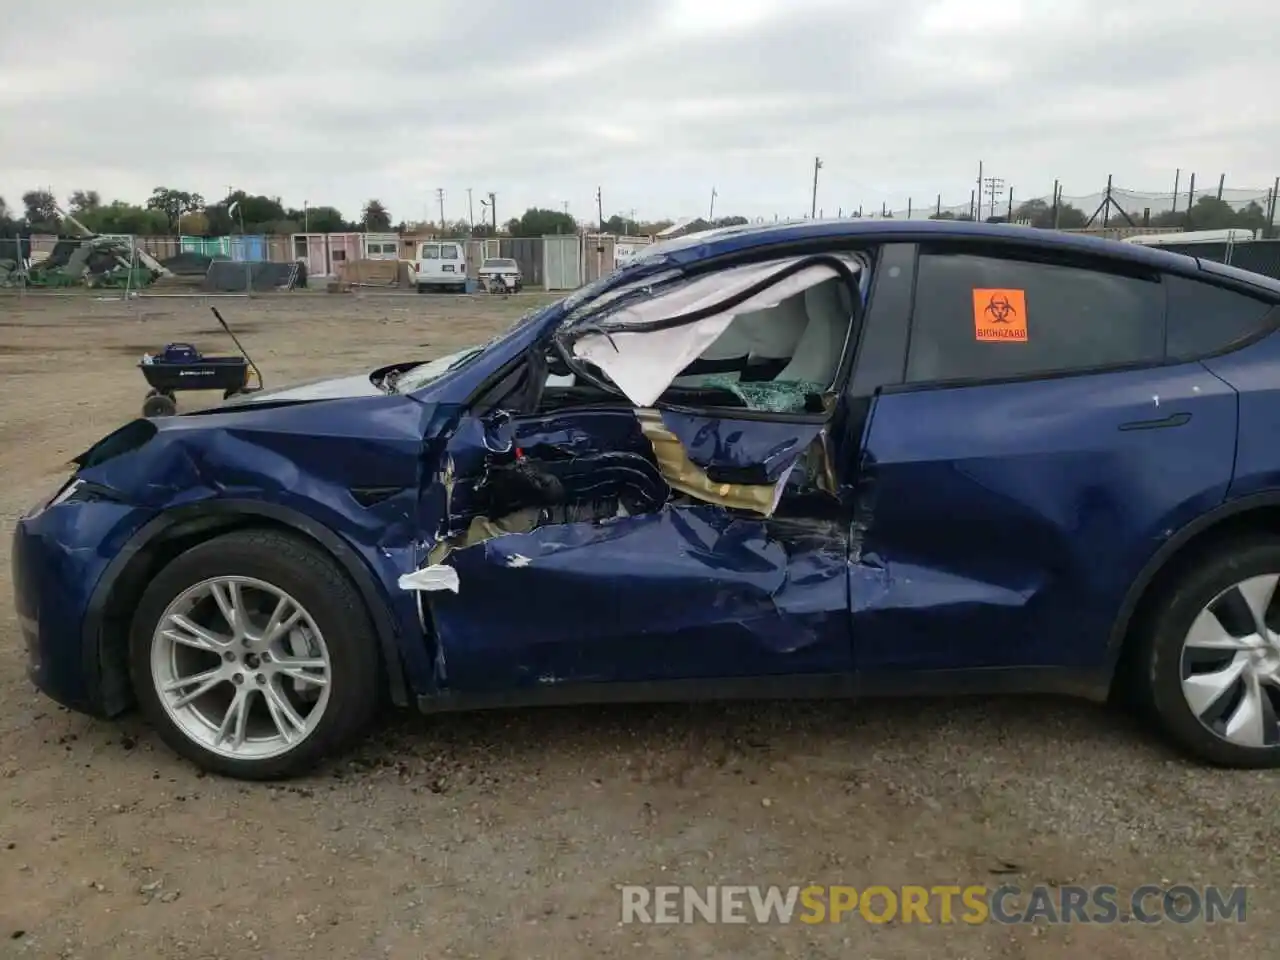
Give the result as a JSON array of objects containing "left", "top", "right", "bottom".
[
  {"left": 2, "top": 186, "right": 1268, "bottom": 240},
  {"left": 0, "top": 188, "right": 395, "bottom": 239},
  {"left": 0, "top": 188, "right": 742, "bottom": 240}
]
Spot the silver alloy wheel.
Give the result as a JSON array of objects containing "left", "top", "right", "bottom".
[
  {"left": 1180, "top": 573, "right": 1280, "bottom": 749},
  {"left": 150, "top": 576, "right": 331, "bottom": 761}
]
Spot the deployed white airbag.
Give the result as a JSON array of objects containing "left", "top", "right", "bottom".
[{"left": 570, "top": 258, "right": 855, "bottom": 407}]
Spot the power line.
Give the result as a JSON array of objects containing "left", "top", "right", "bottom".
[{"left": 982, "top": 177, "right": 1005, "bottom": 220}]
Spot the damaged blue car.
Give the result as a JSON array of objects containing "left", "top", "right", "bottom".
[{"left": 14, "top": 219, "right": 1280, "bottom": 779}]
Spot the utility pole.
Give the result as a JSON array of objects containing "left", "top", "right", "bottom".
[
  {"left": 1264, "top": 179, "right": 1274, "bottom": 240},
  {"left": 595, "top": 186, "right": 604, "bottom": 232},
  {"left": 976, "top": 162, "right": 983, "bottom": 220},
  {"left": 709, "top": 186, "right": 717, "bottom": 220},
  {"left": 810, "top": 157, "right": 822, "bottom": 218},
  {"left": 982, "top": 176, "right": 1005, "bottom": 221},
  {"left": 436, "top": 188, "right": 445, "bottom": 230},
  {"left": 467, "top": 188, "right": 474, "bottom": 227}
]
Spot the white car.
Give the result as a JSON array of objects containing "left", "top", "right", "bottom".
[
  {"left": 409, "top": 240, "right": 466, "bottom": 293},
  {"left": 477, "top": 257, "right": 523, "bottom": 292}
]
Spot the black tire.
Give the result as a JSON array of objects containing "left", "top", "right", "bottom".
[
  {"left": 127, "top": 529, "right": 381, "bottom": 780},
  {"left": 1139, "top": 537, "right": 1280, "bottom": 768},
  {"left": 142, "top": 393, "right": 177, "bottom": 418},
  {"left": 416, "top": 283, "right": 427, "bottom": 294}
]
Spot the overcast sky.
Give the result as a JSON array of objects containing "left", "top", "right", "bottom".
[{"left": 1, "top": 0, "right": 1277, "bottom": 225}]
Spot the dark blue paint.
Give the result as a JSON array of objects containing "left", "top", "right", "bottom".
[
  {"left": 855, "top": 361, "right": 1238, "bottom": 671},
  {"left": 12, "top": 500, "right": 155, "bottom": 712},
  {"left": 1201, "top": 330, "right": 1280, "bottom": 499},
  {"left": 658, "top": 410, "right": 823, "bottom": 483},
  {"left": 428, "top": 505, "right": 850, "bottom": 691}
]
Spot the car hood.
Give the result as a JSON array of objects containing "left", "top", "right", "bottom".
[{"left": 217, "top": 372, "right": 385, "bottom": 407}]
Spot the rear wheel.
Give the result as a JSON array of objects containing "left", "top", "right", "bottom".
[
  {"left": 1141, "top": 538, "right": 1280, "bottom": 768},
  {"left": 128, "top": 530, "right": 380, "bottom": 779}
]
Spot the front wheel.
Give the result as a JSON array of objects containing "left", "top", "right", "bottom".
[
  {"left": 1140, "top": 538, "right": 1280, "bottom": 768},
  {"left": 128, "top": 529, "right": 381, "bottom": 779}
]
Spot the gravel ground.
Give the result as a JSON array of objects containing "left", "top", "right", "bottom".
[{"left": 0, "top": 291, "right": 1276, "bottom": 959}]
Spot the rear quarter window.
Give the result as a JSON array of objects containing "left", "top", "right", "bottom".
[{"left": 1164, "top": 273, "right": 1278, "bottom": 358}]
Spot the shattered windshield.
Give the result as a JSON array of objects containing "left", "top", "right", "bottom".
[
  {"left": 392, "top": 300, "right": 552, "bottom": 393},
  {"left": 392, "top": 346, "right": 485, "bottom": 393}
]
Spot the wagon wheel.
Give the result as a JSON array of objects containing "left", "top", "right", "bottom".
[{"left": 143, "top": 393, "right": 178, "bottom": 418}]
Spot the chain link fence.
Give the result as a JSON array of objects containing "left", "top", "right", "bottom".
[{"left": 826, "top": 176, "right": 1278, "bottom": 237}]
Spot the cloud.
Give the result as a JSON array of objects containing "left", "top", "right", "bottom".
[{"left": 0, "top": 0, "right": 1276, "bottom": 224}]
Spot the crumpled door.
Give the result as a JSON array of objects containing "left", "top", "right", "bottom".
[
  {"left": 399, "top": 252, "right": 867, "bottom": 697},
  {"left": 406, "top": 405, "right": 852, "bottom": 695}
]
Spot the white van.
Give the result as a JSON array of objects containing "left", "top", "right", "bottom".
[{"left": 410, "top": 240, "right": 466, "bottom": 292}]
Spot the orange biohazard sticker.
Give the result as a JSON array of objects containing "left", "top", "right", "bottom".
[{"left": 972, "top": 288, "right": 1027, "bottom": 342}]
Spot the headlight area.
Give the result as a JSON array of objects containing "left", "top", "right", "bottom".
[{"left": 28, "top": 477, "right": 123, "bottom": 517}]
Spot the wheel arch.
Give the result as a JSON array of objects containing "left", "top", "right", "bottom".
[
  {"left": 1106, "top": 491, "right": 1280, "bottom": 688},
  {"left": 85, "top": 499, "right": 409, "bottom": 716}
]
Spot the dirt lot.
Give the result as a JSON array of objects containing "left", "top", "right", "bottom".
[{"left": 0, "top": 291, "right": 1276, "bottom": 959}]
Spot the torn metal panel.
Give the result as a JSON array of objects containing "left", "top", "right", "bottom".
[
  {"left": 657, "top": 410, "right": 825, "bottom": 485},
  {"left": 424, "top": 504, "right": 851, "bottom": 693},
  {"left": 425, "top": 404, "right": 673, "bottom": 575},
  {"left": 636, "top": 409, "right": 791, "bottom": 516}
]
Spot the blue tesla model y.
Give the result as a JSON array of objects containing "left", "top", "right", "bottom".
[{"left": 14, "top": 219, "right": 1280, "bottom": 779}]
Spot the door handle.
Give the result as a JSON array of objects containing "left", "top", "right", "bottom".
[{"left": 1118, "top": 412, "right": 1191, "bottom": 431}]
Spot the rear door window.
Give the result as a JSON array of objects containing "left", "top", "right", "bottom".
[
  {"left": 420, "top": 244, "right": 440, "bottom": 260},
  {"left": 440, "top": 244, "right": 460, "bottom": 260},
  {"left": 906, "top": 248, "right": 1166, "bottom": 383}
]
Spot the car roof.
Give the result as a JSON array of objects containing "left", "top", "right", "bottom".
[{"left": 641, "top": 219, "right": 1280, "bottom": 299}]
